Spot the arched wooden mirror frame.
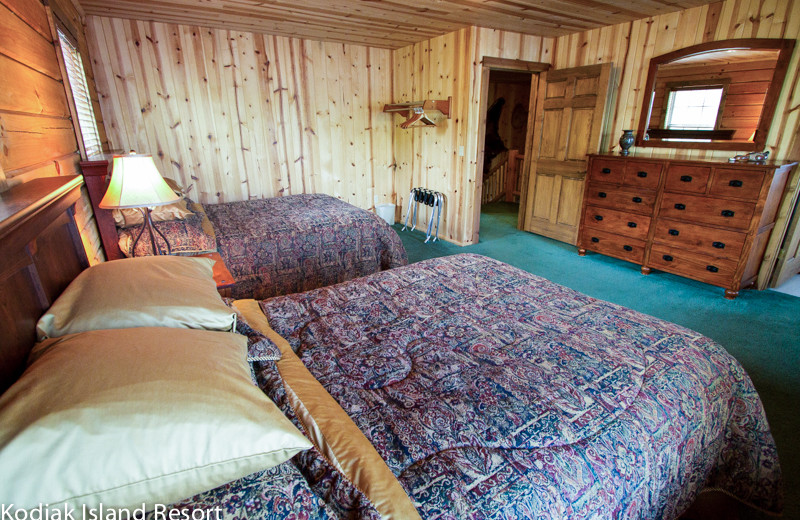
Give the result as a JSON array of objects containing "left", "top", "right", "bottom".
[{"left": 635, "top": 38, "right": 795, "bottom": 152}]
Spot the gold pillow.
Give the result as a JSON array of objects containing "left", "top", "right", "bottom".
[
  {"left": 36, "top": 255, "right": 235, "bottom": 340},
  {"left": 0, "top": 327, "right": 312, "bottom": 510},
  {"left": 190, "top": 201, "right": 216, "bottom": 238},
  {"left": 112, "top": 177, "right": 192, "bottom": 228},
  {"left": 112, "top": 198, "right": 194, "bottom": 228}
]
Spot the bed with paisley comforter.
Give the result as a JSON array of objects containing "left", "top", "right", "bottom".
[
  {"left": 172, "top": 253, "right": 781, "bottom": 519},
  {"left": 2, "top": 178, "right": 781, "bottom": 519},
  {"left": 202, "top": 194, "right": 407, "bottom": 299},
  {"left": 112, "top": 193, "right": 408, "bottom": 299}
]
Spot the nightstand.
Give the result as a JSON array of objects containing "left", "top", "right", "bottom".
[{"left": 191, "top": 252, "right": 235, "bottom": 297}]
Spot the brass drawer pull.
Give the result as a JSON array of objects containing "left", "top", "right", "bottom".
[
  {"left": 668, "top": 229, "right": 679, "bottom": 236},
  {"left": 623, "top": 245, "right": 633, "bottom": 252},
  {"left": 602, "top": 168, "right": 611, "bottom": 174},
  {"left": 637, "top": 171, "right": 648, "bottom": 178},
  {"left": 706, "top": 265, "right": 719, "bottom": 273},
  {"left": 721, "top": 210, "right": 735, "bottom": 217},
  {"left": 680, "top": 175, "right": 692, "bottom": 182},
  {"left": 729, "top": 180, "right": 743, "bottom": 187},
  {"left": 712, "top": 241, "right": 725, "bottom": 249},
  {"left": 632, "top": 197, "right": 642, "bottom": 203},
  {"left": 594, "top": 215, "right": 604, "bottom": 221},
  {"left": 674, "top": 203, "right": 686, "bottom": 210},
  {"left": 598, "top": 192, "right": 607, "bottom": 198},
  {"left": 591, "top": 237, "right": 599, "bottom": 243},
  {"left": 663, "top": 255, "right": 673, "bottom": 262},
  {"left": 627, "top": 222, "right": 637, "bottom": 228}
]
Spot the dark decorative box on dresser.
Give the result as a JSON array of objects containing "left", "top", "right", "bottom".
[{"left": 578, "top": 154, "right": 796, "bottom": 299}]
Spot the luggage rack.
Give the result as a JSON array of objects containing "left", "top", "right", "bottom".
[{"left": 402, "top": 187, "right": 443, "bottom": 243}]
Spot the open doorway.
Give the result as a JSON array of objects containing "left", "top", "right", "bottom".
[
  {"left": 481, "top": 70, "right": 532, "bottom": 206},
  {"left": 479, "top": 69, "right": 534, "bottom": 234},
  {"left": 472, "top": 58, "right": 548, "bottom": 243}
]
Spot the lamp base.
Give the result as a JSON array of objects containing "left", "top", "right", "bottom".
[{"left": 131, "top": 208, "right": 172, "bottom": 256}]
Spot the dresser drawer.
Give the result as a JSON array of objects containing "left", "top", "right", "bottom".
[
  {"left": 622, "top": 160, "right": 662, "bottom": 190},
  {"left": 709, "top": 169, "right": 766, "bottom": 200},
  {"left": 582, "top": 205, "right": 651, "bottom": 240},
  {"left": 658, "top": 193, "right": 756, "bottom": 230},
  {"left": 588, "top": 158, "right": 625, "bottom": 184},
  {"left": 649, "top": 245, "right": 738, "bottom": 287},
  {"left": 664, "top": 164, "right": 711, "bottom": 194},
  {"left": 580, "top": 228, "right": 645, "bottom": 264},
  {"left": 584, "top": 183, "right": 656, "bottom": 214},
  {"left": 652, "top": 219, "right": 746, "bottom": 259}
]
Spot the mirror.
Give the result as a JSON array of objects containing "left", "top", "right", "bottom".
[{"left": 636, "top": 38, "right": 795, "bottom": 151}]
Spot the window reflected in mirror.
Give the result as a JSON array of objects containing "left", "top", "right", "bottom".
[
  {"left": 636, "top": 39, "right": 795, "bottom": 151},
  {"left": 665, "top": 87, "right": 724, "bottom": 131}
]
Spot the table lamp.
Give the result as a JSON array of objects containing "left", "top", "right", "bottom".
[{"left": 98, "top": 152, "right": 181, "bottom": 256}]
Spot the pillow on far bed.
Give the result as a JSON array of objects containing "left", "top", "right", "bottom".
[
  {"left": 0, "top": 327, "right": 311, "bottom": 511},
  {"left": 36, "top": 255, "right": 235, "bottom": 340},
  {"left": 113, "top": 178, "right": 194, "bottom": 228},
  {"left": 112, "top": 199, "right": 194, "bottom": 228},
  {"left": 118, "top": 202, "right": 217, "bottom": 258}
]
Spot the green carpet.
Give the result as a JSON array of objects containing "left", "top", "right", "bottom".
[{"left": 396, "top": 201, "right": 800, "bottom": 519}]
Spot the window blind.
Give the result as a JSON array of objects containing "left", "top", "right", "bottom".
[{"left": 57, "top": 28, "right": 103, "bottom": 158}]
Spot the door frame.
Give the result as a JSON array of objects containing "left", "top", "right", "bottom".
[{"left": 471, "top": 57, "right": 550, "bottom": 243}]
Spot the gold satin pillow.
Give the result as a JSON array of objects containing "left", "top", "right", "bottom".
[
  {"left": 0, "top": 327, "right": 311, "bottom": 510},
  {"left": 190, "top": 202, "right": 216, "bottom": 238},
  {"left": 163, "top": 177, "right": 187, "bottom": 195},
  {"left": 112, "top": 198, "right": 194, "bottom": 228},
  {"left": 36, "top": 255, "right": 235, "bottom": 340}
]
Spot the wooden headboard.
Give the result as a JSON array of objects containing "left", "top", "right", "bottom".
[
  {"left": 0, "top": 176, "right": 88, "bottom": 394},
  {"left": 80, "top": 156, "right": 125, "bottom": 260}
]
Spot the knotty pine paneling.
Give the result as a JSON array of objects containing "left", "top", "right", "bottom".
[
  {"left": 0, "top": 0, "right": 104, "bottom": 265},
  {"left": 552, "top": 0, "right": 800, "bottom": 163},
  {"left": 392, "top": 27, "right": 553, "bottom": 245},
  {"left": 84, "top": 16, "right": 395, "bottom": 211}
]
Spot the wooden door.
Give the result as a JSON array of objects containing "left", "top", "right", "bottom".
[{"left": 519, "top": 63, "right": 612, "bottom": 245}]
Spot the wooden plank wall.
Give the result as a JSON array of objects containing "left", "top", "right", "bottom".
[
  {"left": 0, "top": 0, "right": 105, "bottom": 264},
  {"left": 392, "top": 28, "right": 553, "bottom": 245},
  {"left": 552, "top": 0, "right": 800, "bottom": 162},
  {"left": 84, "top": 17, "right": 395, "bottom": 210}
]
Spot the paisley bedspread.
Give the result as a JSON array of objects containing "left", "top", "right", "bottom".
[
  {"left": 258, "top": 253, "right": 782, "bottom": 519},
  {"left": 204, "top": 194, "right": 408, "bottom": 299}
]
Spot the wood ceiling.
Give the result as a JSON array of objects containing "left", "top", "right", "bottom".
[{"left": 79, "top": 0, "right": 720, "bottom": 49}]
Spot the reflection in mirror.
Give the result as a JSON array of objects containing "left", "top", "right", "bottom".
[{"left": 636, "top": 39, "right": 795, "bottom": 151}]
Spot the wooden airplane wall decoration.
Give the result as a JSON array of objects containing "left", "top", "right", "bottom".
[{"left": 383, "top": 97, "right": 452, "bottom": 128}]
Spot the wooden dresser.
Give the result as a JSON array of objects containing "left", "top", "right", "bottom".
[{"left": 578, "top": 154, "right": 795, "bottom": 299}]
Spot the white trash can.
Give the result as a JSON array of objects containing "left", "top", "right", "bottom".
[{"left": 375, "top": 203, "right": 395, "bottom": 225}]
